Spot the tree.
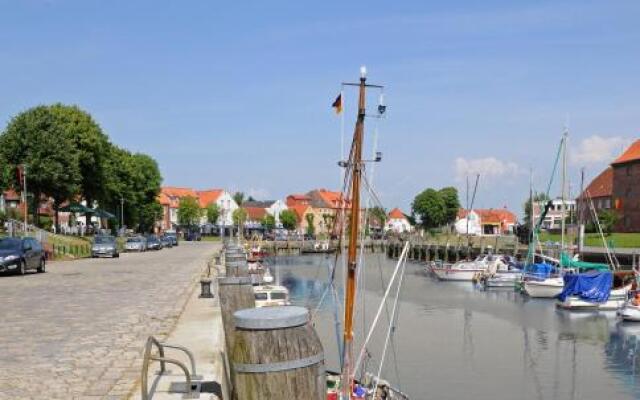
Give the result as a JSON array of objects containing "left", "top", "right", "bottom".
[
  {"left": 280, "top": 210, "right": 297, "bottom": 231},
  {"left": 262, "top": 214, "right": 276, "bottom": 230},
  {"left": 233, "top": 192, "right": 245, "bottom": 206},
  {"left": 598, "top": 210, "right": 619, "bottom": 236},
  {"left": 412, "top": 188, "right": 446, "bottom": 229},
  {"left": 369, "top": 206, "right": 387, "bottom": 228},
  {"left": 439, "top": 187, "right": 461, "bottom": 225},
  {"left": 232, "top": 208, "right": 248, "bottom": 226},
  {"left": 50, "top": 104, "right": 110, "bottom": 225},
  {"left": 178, "top": 196, "right": 202, "bottom": 227},
  {"left": 305, "top": 213, "right": 315, "bottom": 236},
  {"left": 523, "top": 192, "right": 551, "bottom": 227},
  {"left": 206, "top": 203, "right": 220, "bottom": 225},
  {"left": 0, "top": 105, "right": 82, "bottom": 227}
]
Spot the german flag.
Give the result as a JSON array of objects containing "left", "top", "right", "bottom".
[{"left": 331, "top": 93, "right": 342, "bottom": 115}]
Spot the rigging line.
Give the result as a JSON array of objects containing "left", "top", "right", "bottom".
[
  {"left": 374, "top": 253, "right": 408, "bottom": 391},
  {"left": 353, "top": 242, "right": 409, "bottom": 376}
]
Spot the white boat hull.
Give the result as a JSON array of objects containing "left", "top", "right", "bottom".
[
  {"left": 620, "top": 303, "right": 640, "bottom": 322},
  {"left": 523, "top": 278, "right": 564, "bottom": 298},
  {"left": 432, "top": 267, "right": 484, "bottom": 281},
  {"left": 557, "top": 284, "right": 631, "bottom": 311},
  {"left": 485, "top": 273, "right": 522, "bottom": 288}
]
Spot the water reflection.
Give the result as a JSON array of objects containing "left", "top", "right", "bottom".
[{"left": 272, "top": 254, "right": 640, "bottom": 399}]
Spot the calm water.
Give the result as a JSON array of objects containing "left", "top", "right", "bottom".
[{"left": 267, "top": 253, "right": 640, "bottom": 400}]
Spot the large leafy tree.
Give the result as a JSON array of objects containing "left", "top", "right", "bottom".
[
  {"left": 280, "top": 210, "right": 297, "bottom": 231},
  {"left": 305, "top": 213, "right": 315, "bottom": 236},
  {"left": 0, "top": 105, "right": 82, "bottom": 226},
  {"left": 232, "top": 208, "right": 248, "bottom": 226},
  {"left": 233, "top": 191, "right": 245, "bottom": 206},
  {"left": 439, "top": 187, "right": 461, "bottom": 225},
  {"left": 178, "top": 196, "right": 202, "bottom": 227},
  {"left": 262, "top": 214, "right": 276, "bottom": 230},
  {"left": 50, "top": 104, "right": 110, "bottom": 225},
  {"left": 412, "top": 188, "right": 446, "bottom": 229},
  {"left": 206, "top": 203, "right": 220, "bottom": 225}
]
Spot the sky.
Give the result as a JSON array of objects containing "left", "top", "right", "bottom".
[{"left": 1, "top": 0, "right": 639, "bottom": 217}]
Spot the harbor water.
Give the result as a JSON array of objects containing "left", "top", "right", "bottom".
[{"left": 270, "top": 253, "right": 640, "bottom": 400}]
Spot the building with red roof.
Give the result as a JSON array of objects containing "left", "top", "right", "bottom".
[
  {"left": 158, "top": 186, "right": 238, "bottom": 231},
  {"left": 456, "top": 208, "right": 517, "bottom": 235},
  {"left": 577, "top": 167, "right": 613, "bottom": 215},
  {"left": 385, "top": 208, "right": 412, "bottom": 233},
  {"left": 611, "top": 139, "right": 640, "bottom": 232}
]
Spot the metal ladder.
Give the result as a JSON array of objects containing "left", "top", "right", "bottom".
[{"left": 141, "top": 336, "right": 203, "bottom": 400}]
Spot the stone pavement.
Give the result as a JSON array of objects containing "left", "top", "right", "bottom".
[{"left": 0, "top": 241, "right": 219, "bottom": 400}]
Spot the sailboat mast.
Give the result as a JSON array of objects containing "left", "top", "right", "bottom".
[
  {"left": 561, "top": 128, "right": 568, "bottom": 251},
  {"left": 341, "top": 66, "right": 367, "bottom": 398}
]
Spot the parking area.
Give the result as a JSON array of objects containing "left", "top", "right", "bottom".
[{"left": 0, "top": 241, "right": 218, "bottom": 400}]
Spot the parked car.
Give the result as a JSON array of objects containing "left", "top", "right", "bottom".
[
  {"left": 125, "top": 236, "right": 147, "bottom": 252},
  {"left": 160, "top": 235, "right": 173, "bottom": 248},
  {"left": 91, "top": 235, "right": 119, "bottom": 258},
  {"left": 0, "top": 237, "right": 46, "bottom": 275},
  {"left": 146, "top": 235, "right": 163, "bottom": 250},
  {"left": 164, "top": 231, "right": 179, "bottom": 246}
]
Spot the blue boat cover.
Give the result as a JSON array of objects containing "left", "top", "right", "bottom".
[
  {"left": 524, "top": 263, "right": 556, "bottom": 280},
  {"left": 557, "top": 271, "right": 613, "bottom": 303}
]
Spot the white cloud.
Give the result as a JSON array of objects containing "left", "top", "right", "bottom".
[
  {"left": 570, "top": 135, "right": 628, "bottom": 165},
  {"left": 454, "top": 157, "right": 521, "bottom": 182}
]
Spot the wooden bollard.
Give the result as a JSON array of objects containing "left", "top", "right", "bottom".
[
  {"left": 218, "top": 276, "right": 255, "bottom": 353},
  {"left": 231, "top": 306, "right": 325, "bottom": 400},
  {"left": 225, "top": 247, "right": 248, "bottom": 277}
]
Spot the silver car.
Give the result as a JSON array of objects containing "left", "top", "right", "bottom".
[
  {"left": 125, "top": 236, "right": 147, "bottom": 252},
  {"left": 91, "top": 236, "right": 119, "bottom": 258}
]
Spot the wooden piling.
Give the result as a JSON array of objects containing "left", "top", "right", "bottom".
[{"left": 231, "top": 306, "right": 325, "bottom": 400}]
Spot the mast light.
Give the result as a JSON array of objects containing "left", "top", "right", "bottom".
[{"left": 360, "top": 65, "right": 367, "bottom": 79}]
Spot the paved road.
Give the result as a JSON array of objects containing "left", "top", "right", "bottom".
[{"left": 0, "top": 241, "right": 218, "bottom": 400}]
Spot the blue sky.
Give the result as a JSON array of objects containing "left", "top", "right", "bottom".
[{"left": 1, "top": 1, "right": 639, "bottom": 216}]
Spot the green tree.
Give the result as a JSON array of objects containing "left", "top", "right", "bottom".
[
  {"left": 50, "top": 104, "right": 111, "bottom": 225},
  {"left": 233, "top": 192, "right": 245, "bottom": 206},
  {"left": 439, "top": 187, "right": 461, "bottom": 225},
  {"left": 280, "top": 209, "right": 297, "bottom": 231},
  {"left": 412, "top": 188, "right": 446, "bottom": 229},
  {"left": 0, "top": 105, "right": 82, "bottom": 227},
  {"left": 369, "top": 206, "right": 387, "bottom": 228},
  {"left": 305, "top": 213, "right": 315, "bottom": 236},
  {"left": 523, "top": 192, "right": 551, "bottom": 227},
  {"left": 206, "top": 203, "right": 220, "bottom": 225},
  {"left": 232, "top": 208, "right": 248, "bottom": 226},
  {"left": 598, "top": 209, "right": 619, "bottom": 236},
  {"left": 262, "top": 214, "right": 276, "bottom": 230},
  {"left": 178, "top": 196, "right": 202, "bottom": 227}
]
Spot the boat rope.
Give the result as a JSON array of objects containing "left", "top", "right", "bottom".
[
  {"left": 353, "top": 241, "right": 409, "bottom": 376},
  {"left": 374, "top": 246, "right": 408, "bottom": 392},
  {"left": 585, "top": 190, "right": 619, "bottom": 270}
]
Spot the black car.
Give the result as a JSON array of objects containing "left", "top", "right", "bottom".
[
  {"left": 0, "top": 237, "right": 46, "bottom": 275},
  {"left": 164, "top": 232, "right": 179, "bottom": 246},
  {"left": 185, "top": 229, "right": 201, "bottom": 241},
  {"left": 160, "top": 235, "right": 173, "bottom": 248},
  {"left": 146, "top": 235, "right": 163, "bottom": 250}
]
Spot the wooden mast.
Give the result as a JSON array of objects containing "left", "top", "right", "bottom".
[{"left": 341, "top": 66, "right": 367, "bottom": 399}]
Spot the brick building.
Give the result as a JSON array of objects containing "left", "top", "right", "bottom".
[{"left": 612, "top": 139, "right": 640, "bottom": 232}]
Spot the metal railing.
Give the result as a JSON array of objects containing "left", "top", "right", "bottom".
[{"left": 141, "top": 336, "right": 201, "bottom": 400}]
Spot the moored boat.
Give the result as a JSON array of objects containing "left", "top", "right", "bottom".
[
  {"left": 556, "top": 270, "right": 633, "bottom": 311},
  {"left": 431, "top": 254, "right": 494, "bottom": 281}
]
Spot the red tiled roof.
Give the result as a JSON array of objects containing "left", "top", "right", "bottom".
[
  {"left": 579, "top": 167, "right": 613, "bottom": 199},
  {"left": 286, "top": 194, "right": 311, "bottom": 207},
  {"left": 243, "top": 206, "right": 267, "bottom": 221},
  {"left": 290, "top": 204, "right": 309, "bottom": 222},
  {"left": 2, "top": 189, "right": 20, "bottom": 201},
  {"left": 388, "top": 208, "right": 406, "bottom": 219},
  {"left": 612, "top": 139, "right": 640, "bottom": 165},
  {"left": 196, "top": 189, "right": 223, "bottom": 208},
  {"left": 458, "top": 208, "right": 516, "bottom": 224},
  {"left": 161, "top": 187, "right": 198, "bottom": 198},
  {"left": 314, "top": 189, "right": 350, "bottom": 209}
]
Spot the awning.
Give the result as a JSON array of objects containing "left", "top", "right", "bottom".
[{"left": 92, "top": 208, "right": 116, "bottom": 219}]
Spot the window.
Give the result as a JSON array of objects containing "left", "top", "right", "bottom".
[
  {"left": 271, "top": 292, "right": 287, "bottom": 300},
  {"left": 254, "top": 293, "right": 268, "bottom": 301}
]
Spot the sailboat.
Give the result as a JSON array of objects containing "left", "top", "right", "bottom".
[
  {"left": 324, "top": 67, "right": 409, "bottom": 400},
  {"left": 523, "top": 131, "right": 568, "bottom": 298}
]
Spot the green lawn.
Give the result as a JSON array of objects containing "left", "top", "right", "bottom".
[{"left": 538, "top": 232, "right": 640, "bottom": 248}]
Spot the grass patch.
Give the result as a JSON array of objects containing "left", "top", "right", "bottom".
[{"left": 539, "top": 232, "right": 640, "bottom": 248}]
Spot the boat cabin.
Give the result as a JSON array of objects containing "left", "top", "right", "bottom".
[{"left": 253, "top": 285, "right": 290, "bottom": 307}]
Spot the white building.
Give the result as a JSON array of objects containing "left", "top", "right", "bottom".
[
  {"left": 454, "top": 210, "right": 482, "bottom": 235},
  {"left": 385, "top": 208, "right": 412, "bottom": 233},
  {"left": 159, "top": 187, "right": 238, "bottom": 231},
  {"left": 533, "top": 198, "right": 576, "bottom": 230}
]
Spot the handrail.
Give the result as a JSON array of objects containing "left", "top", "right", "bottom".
[{"left": 140, "top": 336, "right": 198, "bottom": 400}]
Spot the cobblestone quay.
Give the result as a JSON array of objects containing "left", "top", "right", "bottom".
[{"left": 0, "top": 241, "right": 218, "bottom": 400}]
